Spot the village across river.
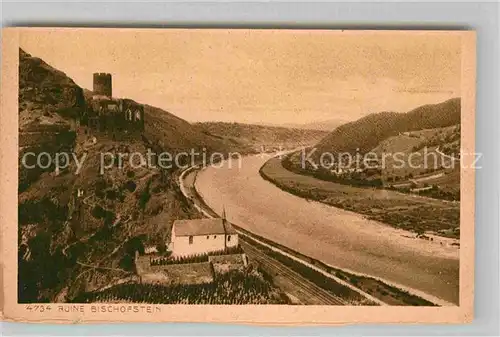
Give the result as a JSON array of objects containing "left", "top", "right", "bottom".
[{"left": 195, "top": 154, "right": 460, "bottom": 305}]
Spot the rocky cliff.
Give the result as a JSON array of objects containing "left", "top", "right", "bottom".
[{"left": 18, "top": 49, "right": 84, "bottom": 191}]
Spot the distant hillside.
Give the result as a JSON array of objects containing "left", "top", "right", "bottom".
[
  {"left": 314, "top": 98, "right": 461, "bottom": 155},
  {"left": 196, "top": 122, "right": 329, "bottom": 151},
  {"left": 284, "top": 98, "right": 462, "bottom": 202},
  {"left": 143, "top": 107, "right": 252, "bottom": 155},
  {"left": 276, "top": 119, "right": 346, "bottom": 132}
]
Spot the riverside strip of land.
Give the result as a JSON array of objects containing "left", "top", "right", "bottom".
[
  {"left": 194, "top": 155, "right": 460, "bottom": 305},
  {"left": 181, "top": 167, "right": 367, "bottom": 305},
  {"left": 182, "top": 167, "right": 438, "bottom": 306}
]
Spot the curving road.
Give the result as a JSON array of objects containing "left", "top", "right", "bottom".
[{"left": 195, "top": 155, "right": 460, "bottom": 305}]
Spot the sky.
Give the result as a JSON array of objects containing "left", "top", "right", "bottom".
[{"left": 20, "top": 29, "right": 462, "bottom": 125}]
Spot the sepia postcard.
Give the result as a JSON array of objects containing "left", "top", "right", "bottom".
[{"left": 0, "top": 28, "right": 475, "bottom": 324}]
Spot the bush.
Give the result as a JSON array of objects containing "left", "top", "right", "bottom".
[
  {"left": 19, "top": 198, "right": 68, "bottom": 225},
  {"left": 138, "top": 180, "right": 151, "bottom": 212},
  {"left": 124, "top": 236, "right": 146, "bottom": 256},
  {"left": 106, "top": 189, "right": 117, "bottom": 200},
  {"left": 119, "top": 255, "right": 134, "bottom": 271},
  {"left": 124, "top": 180, "right": 137, "bottom": 193},
  {"left": 157, "top": 243, "right": 167, "bottom": 254},
  {"left": 95, "top": 178, "right": 108, "bottom": 191},
  {"left": 91, "top": 206, "right": 115, "bottom": 225},
  {"left": 91, "top": 205, "right": 107, "bottom": 219}
]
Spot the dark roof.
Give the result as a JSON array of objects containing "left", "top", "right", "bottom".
[
  {"left": 223, "top": 222, "right": 237, "bottom": 235},
  {"left": 173, "top": 218, "right": 237, "bottom": 237}
]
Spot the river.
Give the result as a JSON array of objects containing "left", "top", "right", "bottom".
[{"left": 195, "top": 155, "right": 459, "bottom": 305}]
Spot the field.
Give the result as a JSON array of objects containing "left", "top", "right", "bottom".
[
  {"left": 71, "top": 269, "right": 290, "bottom": 305},
  {"left": 260, "top": 156, "right": 460, "bottom": 239},
  {"left": 372, "top": 126, "right": 460, "bottom": 197},
  {"left": 289, "top": 124, "right": 461, "bottom": 201}
]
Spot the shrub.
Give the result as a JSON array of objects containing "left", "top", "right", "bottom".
[
  {"left": 138, "top": 181, "right": 152, "bottom": 213},
  {"left": 91, "top": 206, "right": 115, "bottom": 224},
  {"left": 124, "top": 236, "right": 146, "bottom": 256},
  {"left": 18, "top": 198, "right": 68, "bottom": 225},
  {"left": 124, "top": 180, "right": 137, "bottom": 193},
  {"left": 106, "top": 189, "right": 117, "bottom": 200},
  {"left": 91, "top": 205, "right": 107, "bottom": 219},
  {"left": 119, "top": 255, "right": 134, "bottom": 271},
  {"left": 95, "top": 178, "right": 107, "bottom": 190}
]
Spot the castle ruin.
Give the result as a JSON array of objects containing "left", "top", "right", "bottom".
[{"left": 82, "top": 73, "right": 145, "bottom": 133}]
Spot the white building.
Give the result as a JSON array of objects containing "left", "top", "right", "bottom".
[{"left": 170, "top": 218, "right": 238, "bottom": 257}]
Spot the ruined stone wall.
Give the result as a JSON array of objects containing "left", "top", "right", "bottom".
[{"left": 93, "top": 73, "right": 112, "bottom": 98}]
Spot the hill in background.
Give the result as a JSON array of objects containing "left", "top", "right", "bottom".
[
  {"left": 278, "top": 119, "right": 346, "bottom": 132},
  {"left": 196, "top": 121, "right": 329, "bottom": 152},
  {"left": 314, "top": 98, "right": 461, "bottom": 156},
  {"left": 284, "top": 97, "right": 461, "bottom": 202},
  {"left": 261, "top": 99, "right": 462, "bottom": 239}
]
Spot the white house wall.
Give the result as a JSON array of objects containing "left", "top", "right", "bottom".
[
  {"left": 172, "top": 234, "right": 239, "bottom": 257},
  {"left": 226, "top": 234, "right": 239, "bottom": 249}
]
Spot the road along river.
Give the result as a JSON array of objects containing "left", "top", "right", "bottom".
[{"left": 195, "top": 155, "right": 460, "bottom": 305}]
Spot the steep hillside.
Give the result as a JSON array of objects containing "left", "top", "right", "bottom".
[
  {"left": 17, "top": 49, "right": 213, "bottom": 303},
  {"left": 18, "top": 49, "right": 84, "bottom": 191},
  {"left": 314, "top": 98, "right": 461, "bottom": 155},
  {"left": 284, "top": 99, "right": 462, "bottom": 202},
  {"left": 19, "top": 49, "right": 85, "bottom": 127},
  {"left": 144, "top": 107, "right": 252, "bottom": 155},
  {"left": 196, "top": 122, "right": 329, "bottom": 152},
  {"left": 368, "top": 124, "right": 461, "bottom": 200}
]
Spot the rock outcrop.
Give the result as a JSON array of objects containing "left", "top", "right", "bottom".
[{"left": 18, "top": 48, "right": 83, "bottom": 191}]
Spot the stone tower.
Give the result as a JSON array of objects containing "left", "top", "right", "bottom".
[{"left": 93, "top": 73, "right": 112, "bottom": 98}]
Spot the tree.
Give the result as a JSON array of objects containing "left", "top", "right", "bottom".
[
  {"left": 157, "top": 243, "right": 168, "bottom": 254},
  {"left": 91, "top": 205, "right": 107, "bottom": 219},
  {"left": 138, "top": 182, "right": 151, "bottom": 220},
  {"left": 124, "top": 180, "right": 136, "bottom": 192}
]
